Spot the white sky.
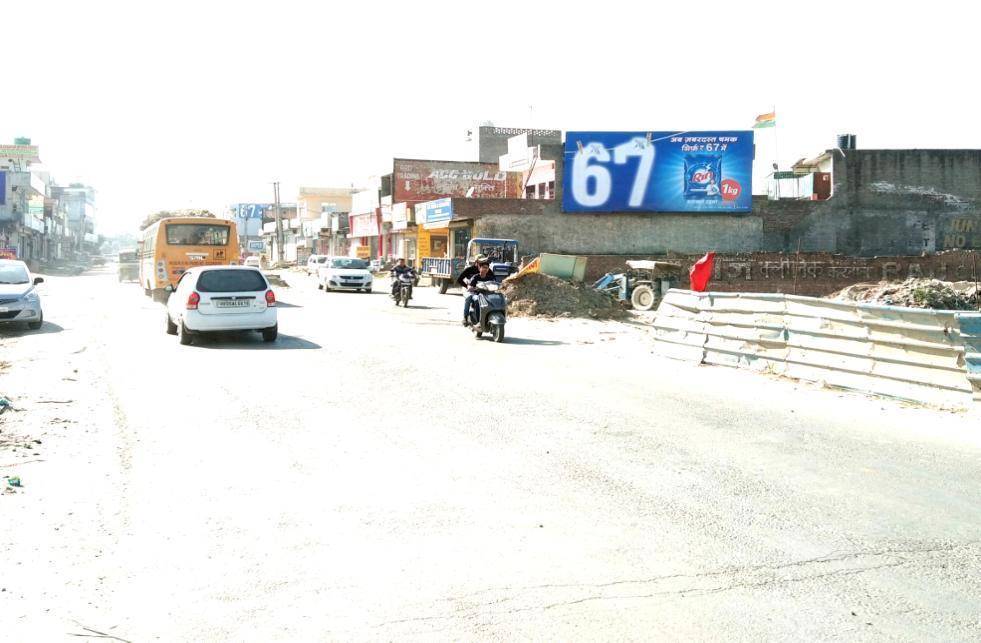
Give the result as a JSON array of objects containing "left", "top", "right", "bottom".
[{"left": 3, "top": 1, "right": 975, "bottom": 235}]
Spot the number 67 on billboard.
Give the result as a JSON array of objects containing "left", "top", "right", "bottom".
[{"left": 561, "top": 131, "right": 754, "bottom": 214}]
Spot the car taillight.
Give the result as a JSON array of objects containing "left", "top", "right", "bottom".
[
  {"left": 186, "top": 291, "right": 200, "bottom": 310},
  {"left": 265, "top": 289, "right": 276, "bottom": 307}
]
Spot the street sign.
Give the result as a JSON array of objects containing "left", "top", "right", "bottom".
[{"left": 247, "top": 240, "right": 265, "bottom": 252}]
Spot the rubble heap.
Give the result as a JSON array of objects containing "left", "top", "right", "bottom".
[
  {"left": 830, "top": 278, "right": 980, "bottom": 310},
  {"left": 501, "top": 273, "right": 626, "bottom": 319}
]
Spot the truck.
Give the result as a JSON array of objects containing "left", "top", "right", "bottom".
[{"left": 421, "top": 238, "right": 519, "bottom": 294}]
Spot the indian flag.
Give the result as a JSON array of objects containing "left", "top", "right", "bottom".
[{"left": 753, "top": 111, "right": 776, "bottom": 128}]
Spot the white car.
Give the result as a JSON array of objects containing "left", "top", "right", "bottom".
[
  {"left": 243, "top": 256, "right": 262, "bottom": 268},
  {"left": 0, "top": 259, "right": 44, "bottom": 330},
  {"left": 318, "top": 257, "right": 373, "bottom": 292},
  {"left": 165, "top": 266, "right": 277, "bottom": 345},
  {"left": 306, "top": 254, "right": 329, "bottom": 274}
]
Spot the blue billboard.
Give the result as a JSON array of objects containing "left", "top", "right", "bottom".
[
  {"left": 562, "top": 131, "right": 754, "bottom": 213},
  {"left": 235, "top": 203, "right": 268, "bottom": 219},
  {"left": 420, "top": 198, "right": 453, "bottom": 227}
]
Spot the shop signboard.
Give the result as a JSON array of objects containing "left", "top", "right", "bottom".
[
  {"left": 0, "top": 247, "right": 17, "bottom": 259},
  {"left": 393, "top": 159, "right": 519, "bottom": 202},
  {"left": 391, "top": 203, "right": 408, "bottom": 231},
  {"left": 562, "top": 130, "right": 754, "bottom": 213},
  {"left": 419, "top": 198, "right": 453, "bottom": 229},
  {"left": 350, "top": 212, "right": 379, "bottom": 238},
  {"left": 356, "top": 245, "right": 371, "bottom": 259},
  {"left": 247, "top": 240, "right": 265, "bottom": 252}
]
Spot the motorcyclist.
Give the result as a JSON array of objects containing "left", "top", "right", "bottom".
[
  {"left": 462, "top": 260, "right": 497, "bottom": 326},
  {"left": 390, "top": 257, "right": 415, "bottom": 298}
]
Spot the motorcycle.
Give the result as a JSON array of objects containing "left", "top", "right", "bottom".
[
  {"left": 467, "top": 281, "right": 507, "bottom": 342},
  {"left": 392, "top": 272, "right": 414, "bottom": 307}
]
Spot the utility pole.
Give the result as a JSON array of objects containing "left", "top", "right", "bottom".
[{"left": 273, "top": 181, "right": 283, "bottom": 264}]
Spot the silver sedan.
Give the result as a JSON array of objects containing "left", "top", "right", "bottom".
[{"left": 0, "top": 259, "right": 45, "bottom": 330}]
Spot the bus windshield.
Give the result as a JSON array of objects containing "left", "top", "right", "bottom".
[{"left": 166, "top": 224, "right": 230, "bottom": 246}]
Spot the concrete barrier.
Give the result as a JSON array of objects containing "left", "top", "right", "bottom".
[
  {"left": 956, "top": 313, "right": 981, "bottom": 403},
  {"left": 652, "top": 290, "right": 976, "bottom": 408}
]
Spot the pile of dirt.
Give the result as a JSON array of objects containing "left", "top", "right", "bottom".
[
  {"left": 501, "top": 272, "right": 626, "bottom": 319},
  {"left": 830, "top": 278, "right": 980, "bottom": 310}
]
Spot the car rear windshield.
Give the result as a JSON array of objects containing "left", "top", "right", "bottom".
[
  {"left": 0, "top": 263, "right": 30, "bottom": 284},
  {"left": 166, "top": 224, "right": 230, "bottom": 246},
  {"left": 196, "top": 269, "right": 267, "bottom": 292},
  {"left": 331, "top": 258, "right": 368, "bottom": 269}
]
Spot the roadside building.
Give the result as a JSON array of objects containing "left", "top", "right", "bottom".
[{"left": 295, "top": 186, "right": 356, "bottom": 257}]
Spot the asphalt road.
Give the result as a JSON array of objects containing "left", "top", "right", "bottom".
[{"left": 2, "top": 267, "right": 980, "bottom": 641}]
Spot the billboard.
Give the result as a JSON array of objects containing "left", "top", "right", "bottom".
[
  {"left": 562, "top": 131, "right": 754, "bottom": 213},
  {"left": 246, "top": 240, "right": 265, "bottom": 252},
  {"left": 393, "top": 159, "right": 520, "bottom": 202},
  {"left": 0, "top": 144, "right": 41, "bottom": 163},
  {"left": 235, "top": 203, "right": 268, "bottom": 219}
]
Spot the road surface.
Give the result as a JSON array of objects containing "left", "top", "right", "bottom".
[{"left": 1, "top": 267, "right": 980, "bottom": 641}]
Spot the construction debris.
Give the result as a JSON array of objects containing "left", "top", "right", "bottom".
[
  {"left": 830, "top": 278, "right": 980, "bottom": 310},
  {"left": 502, "top": 273, "right": 626, "bottom": 319}
]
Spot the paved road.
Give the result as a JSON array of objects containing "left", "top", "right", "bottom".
[{"left": 2, "top": 268, "right": 980, "bottom": 641}]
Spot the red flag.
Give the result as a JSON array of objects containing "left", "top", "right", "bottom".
[{"left": 689, "top": 252, "right": 715, "bottom": 292}]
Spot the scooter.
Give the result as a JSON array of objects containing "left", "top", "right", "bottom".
[
  {"left": 393, "top": 272, "right": 414, "bottom": 307},
  {"left": 467, "top": 281, "right": 507, "bottom": 342}
]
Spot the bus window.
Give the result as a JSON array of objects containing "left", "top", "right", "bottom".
[{"left": 166, "top": 224, "right": 230, "bottom": 246}]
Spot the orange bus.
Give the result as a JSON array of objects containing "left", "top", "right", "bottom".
[{"left": 139, "top": 217, "right": 240, "bottom": 301}]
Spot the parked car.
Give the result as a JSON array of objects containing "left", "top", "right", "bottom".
[
  {"left": 0, "top": 259, "right": 45, "bottom": 330},
  {"left": 318, "top": 257, "right": 373, "bottom": 292},
  {"left": 243, "top": 256, "right": 262, "bottom": 268},
  {"left": 165, "top": 266, "right": 277, "bottom": 345},
  {"left": 306, "top": 254, "right": 329, "bottom": 274}
]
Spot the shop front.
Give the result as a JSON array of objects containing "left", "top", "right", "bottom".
[{"left": 349, "top": 211, "right": 380, "bottom": 259}]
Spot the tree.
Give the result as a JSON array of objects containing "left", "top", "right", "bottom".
[{"left": 139, "top": 209, "right": 215, "bottom": 231}]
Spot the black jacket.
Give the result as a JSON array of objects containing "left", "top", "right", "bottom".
[
  {"left": 466, "top": 271, "right": 498, "bottom": 289},
  {"left": 457, "top": 265, "right": 479, "bottom": 287},
  {"left": 391, "top": 265, "right": 414, "bottom": 277}
]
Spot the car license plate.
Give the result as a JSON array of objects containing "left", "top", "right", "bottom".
[{"left": 216, "top": 300, "right": 250, "bottom": 309}]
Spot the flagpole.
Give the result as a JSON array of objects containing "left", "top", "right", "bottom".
[{"left": 772, "top": 104, "right": 779, "bottom": 171}]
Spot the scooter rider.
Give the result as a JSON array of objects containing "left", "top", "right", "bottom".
[
  {"left": 390, "top": 258, "right": 414, "bottom": 297},
  {"left": 456, "top": 253, "right": 487, "bottom": 290},
  {"left": 462, "top": 260, "right": 497, "bottom": 326}
]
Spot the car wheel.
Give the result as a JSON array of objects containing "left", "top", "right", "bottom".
[
  {"left": 178, "top": 321, "right": 193, "bottom": 345},
  {"left": 27, "top": 312, "right": 43, "bottom": 331},
  {"left": 165, "top": 312, "right": 178, "bottom": 335},
  {"left": 262, "top": 325, "right": 278, "bottom": 343}
]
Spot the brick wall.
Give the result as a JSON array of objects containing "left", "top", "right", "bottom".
[{"left": 580, "top": 250, "right": 981, "bottom": 297}]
